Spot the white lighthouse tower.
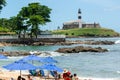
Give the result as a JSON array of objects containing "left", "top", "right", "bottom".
[{"left": 78, "top": 9, "right": 82, "bottom": 28}]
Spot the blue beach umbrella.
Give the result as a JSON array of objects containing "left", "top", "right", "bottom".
[
  {"left": 0, "top": 54, "right": 8, "bottom": 59},
  {"left": 21, "top": 54, "right": 43, "bottom": 64},
  {"left": 40, "top": 56, "right": 58, "bottom": 63},
  {"left": 39, "top": 64, "right": 63, "bottom": 72},
  {"left": 3, "top": 59, "right": 37, "bottom": 76},
  {"left": 21, "top": 54, "right": 42, "bottom": 61}
]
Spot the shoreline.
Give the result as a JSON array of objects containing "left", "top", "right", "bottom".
[
  {"left": 1, "top": 54, "right": 119, "bottom": 80},
  {"left": 0, "top": 70, "right": 119, "bottom": 80},
  {"left": 0, "top": 55, "right": 120, "bottom": 80}
]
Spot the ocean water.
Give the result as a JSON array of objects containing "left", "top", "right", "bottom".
[{"left": 0, "top": 37, "right": 120, "bottom": 78}]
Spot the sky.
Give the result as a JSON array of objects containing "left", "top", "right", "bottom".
[{"left": 0, "top": 0, "right": 120, "bottom": 32}]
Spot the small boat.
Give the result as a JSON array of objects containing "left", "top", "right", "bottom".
[{"left": 115, "top": 40, "right": 120, "bottom": 44}]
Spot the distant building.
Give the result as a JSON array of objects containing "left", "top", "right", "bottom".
[{"left": 62, "top": 9, "right": 101, "bottom": 29}]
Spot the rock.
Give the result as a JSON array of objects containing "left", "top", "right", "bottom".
[
  {"left": 55, "top": 46, "right": 108, "bottom": 53},
  {"left": 87, "top": 40, "right": 114, "bottom": 45},
  {"left": 1, "top": 51, "right": 42, "bottom": 56},
  {"left": 0, "top": 40, "right": 115, "bottom": 46}
]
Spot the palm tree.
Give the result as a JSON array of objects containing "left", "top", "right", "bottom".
[
  {"left": 0, "top": 0, "right": 6, "bottom": 12},
  {"left": 28, "top": 15, "right": 45, "bottom": 38}
]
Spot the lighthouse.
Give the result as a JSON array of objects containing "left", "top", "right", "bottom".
[{"left": 78, "top": 8, "right": 82, "bottom": 28}]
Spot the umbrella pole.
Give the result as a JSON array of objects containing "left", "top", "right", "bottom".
[
  {"left": 20, "top": 70, "right": 21, "bottom": 76},
  {"left": 44, "top": 72, "right": 46, "bottom": 80}
]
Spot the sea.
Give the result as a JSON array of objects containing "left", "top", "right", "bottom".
[{"left": 0, "top": 37, "right": 120, "bottom": 78}]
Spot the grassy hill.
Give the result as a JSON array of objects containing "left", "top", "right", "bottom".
[{"left": 52, "top": 28, "right": 120, "bottom": 37}]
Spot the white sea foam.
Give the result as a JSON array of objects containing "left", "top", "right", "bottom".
[
  {"left": 116, "top": 71, "right": 120, "bottom": 74},
  {"left": 78, "top": 77, "right": 119, "bottom": 80},
  {"left": 6, "top": 51, "right": 65, "bottom": 58},
  {"left": 115, "top": 40, "right": 120, "bottom": 44},
  {"left": 38, "top": 51, "right": 66, "bottom": 57}
]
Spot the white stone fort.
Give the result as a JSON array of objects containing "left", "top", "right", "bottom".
[{"left": 62, "top": 9, "right": 101, "bottom": 29}]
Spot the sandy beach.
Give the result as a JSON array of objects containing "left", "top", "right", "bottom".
[
  {"left": 0, "top": 70, "right": 119, "bottom": 80},
  {"left": 0, "top": 70, "right": 47, "bottom": 80}
]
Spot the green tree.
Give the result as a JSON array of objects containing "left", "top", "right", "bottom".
[
  {"left": 0, "top": 18, "right": 12, "bottom": 32},
  {"left": 18, "top": 2, "right": 51, "bottom": 38},
  {"left": 0, "top": 18, "right": 7, "bottom": 27},
  {"left": 9, "top": 16, "right": 25, "bottom": 38},
  {"left": 0, "top": 0, "right": 6, "bottom": 12},
  {"left": 28, "top": 15, "right": 45, "bottom": 38}
]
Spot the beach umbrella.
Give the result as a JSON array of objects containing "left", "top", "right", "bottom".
[
  {"left": 3, "top": 59, "right": 37, "bottom": 76},
  {"left": 21, "top": 54, "right": 43, "bottom": 64},
  {"left": 40, "top": 56, "right": 58, "bottom": 63},
  {"left": 21, "top": 54, "right": 42, "bottom": 61},
  {"left": 38, "top": 64, "right": 63, "bottom": 80},
  {"left": 0, "top": 54, "right": 8, "bottom": 59},
  {"left": 39, "top": 64, "right": 63, "bottom": 72}
]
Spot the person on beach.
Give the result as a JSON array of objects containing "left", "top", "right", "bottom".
[
  {"left": 73, "top": 73, "right": 79, "bottom": 80},
  {"left": 10, "top": 77, "right": 14, "bottom": 80},
  {"left": 70, "top": 75, "right": 73, "bottom": 80},
  {"left": 63, "top": 69, "right": 71, "bottom": 80},
  {"left": 17, "top": 76, "right": 26, "bottom": 80},
  {"left": 63, "top": 69, "right": 68, "bottom": 80},
  {"left": 53, "top": 71, "right": 58, "bottom": 80},
  {"left": 27, "top": 75, "right": 32, "bottom": 80},
  {"left": 65, "top": 73, "right": 71, "bottom": 80}
]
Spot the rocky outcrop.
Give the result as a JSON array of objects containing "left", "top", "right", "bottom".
[
  {"left": 1, "top": 51, "right": 42, "bottom": 56},
  {"left": 56, "top": 46, "right": 108, "bottom": 53},
  {"left": 0, "top": 40, "right": 115, "bottom": 46},
  {"left": 1, "top": 51, "right": 63, "bottom": 57},
  {"left": 65, "top": 40, "right": 114, "bottom": 45},
  {"left": 85, "top": 40, "right": 114, "bottom": 45},
  {"left": 32, "top": 40, "right": 115, "bottom": 46}
]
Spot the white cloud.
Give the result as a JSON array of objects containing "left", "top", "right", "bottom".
[{"left": 104, "top": 6, "right": 120, "bottom": 11}]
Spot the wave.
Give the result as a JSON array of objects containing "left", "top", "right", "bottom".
[
  {"left": 116, "top": 71, "right": 120, "bottom": 74},
  {"left": 115, "top": 40, "right": 120, "bottom": 44},
  {"left": 7, "top": 51, "right": 66, "bottom": 58},
  {"left": 38, "top": 51, "right": 66, "bottom": 57}
]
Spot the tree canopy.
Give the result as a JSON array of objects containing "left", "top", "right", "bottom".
[
  {"left": 0, "top": 2, "right": 52, "bottom": 38},
  {"left": 0, "top": 0, "right": 6, "bottom": 12},
  {"left": 18, "top": 2, "right": 52, "bottom": 38}
]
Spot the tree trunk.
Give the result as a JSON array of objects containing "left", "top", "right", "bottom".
[
  {"left": 18, "top": 31, "right": 21, "bottom": 38},
  {"left": 23, "top": 30, "right": 26, "bottom": 39}
]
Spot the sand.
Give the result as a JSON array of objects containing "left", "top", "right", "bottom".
[
  {"left": 0, "top": 70, "right": 119, "bottom": 80},
  {"left": 0, "top": 70, "right": 59, "bottom": 80}
]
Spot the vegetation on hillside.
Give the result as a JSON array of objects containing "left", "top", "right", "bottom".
[{"left": 52, "top": 28, "right": 120, "bottom": 37}]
